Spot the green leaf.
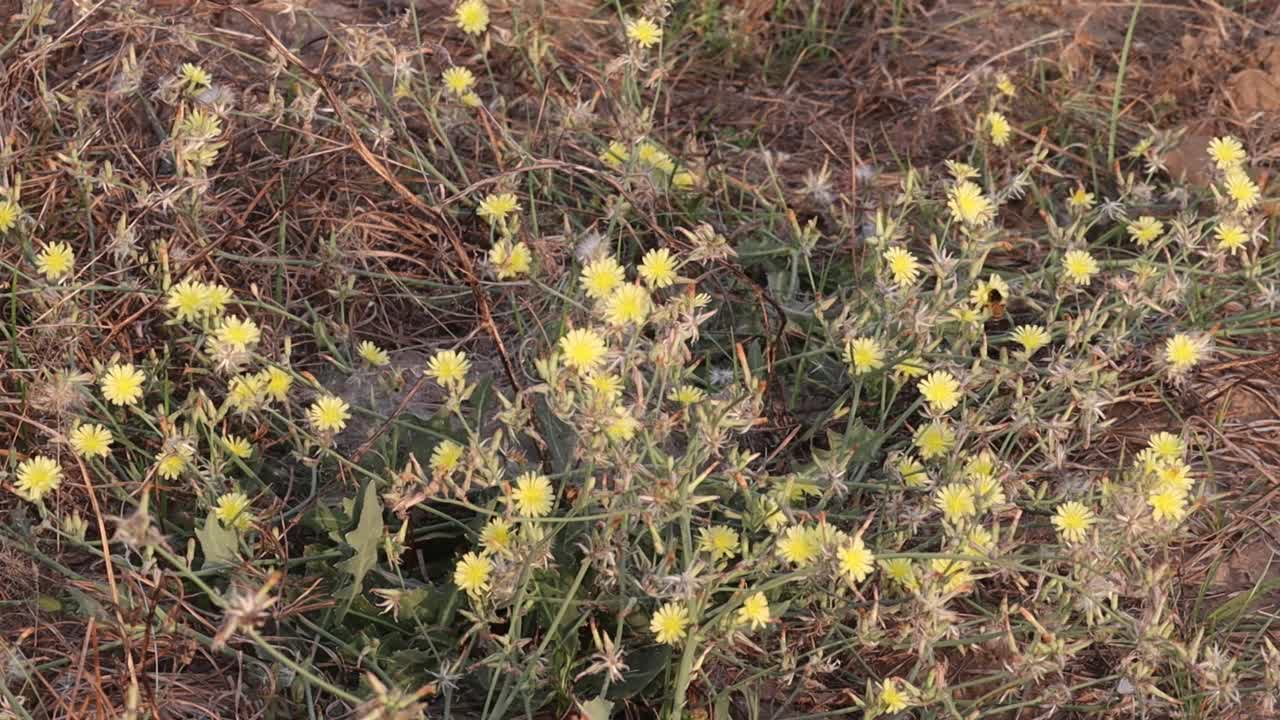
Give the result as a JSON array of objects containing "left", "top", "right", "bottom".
[
  {"left": 196, "top": 513, "right": 239, "bottom": 569},
  {"left": 579, "top": 697, "right": 614, "bottom": 720},
  {"left": 336, "top": 481, "right": 383, "bottom": 598}
]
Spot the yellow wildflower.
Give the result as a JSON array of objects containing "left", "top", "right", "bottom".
[
  {"left": 69, "top": 423, "right": 113, "bottom": 459},
  {"left": 638, "top": 248, "right": 679, "bottom": 288},
  {"left": 100, "top": 363, "right": 145, "bottom": 406},
  {"left": 15, "top": 456, "right": 63, "bottom": 502},
  {"left": 649, "top": 602, "right": 689, "bottom": 644},
  {"left": 307, "top": 395, "right": 351, "bottom": 433},
  {"left": 510, "top": 472, "right": 554, "bottom": 517}
]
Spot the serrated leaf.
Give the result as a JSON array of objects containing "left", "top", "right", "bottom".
[
  {"left": 336, "top": 481, "right": 383, "bottom": 598},
  {"left": 196, "top": 513, "right": 239, "bottom": 569}
]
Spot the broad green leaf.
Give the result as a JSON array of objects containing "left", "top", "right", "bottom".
[
  {"left": 196, "top": 513, "right": 239, "bottom": 569},
  {"left": 579, "top": 697, "right": 614, "bottom": 720},
  {"left": 336, "top": 481, "right": 383, "bottom": 598}
]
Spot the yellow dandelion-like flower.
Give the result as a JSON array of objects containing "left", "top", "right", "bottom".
[
  {"left": 986, "top": 111, "right": 1011, "bottom": 146},
  {"left": 935, "top": 483, "right": 977, "bottom": 523},
  {"left": 441, "top": 66, "right": 475, "bottom": 96},
  {"left": 671, "top": 170, "right": 696, "bottom": 189},
  {"left": 882, "top": 246, "right": 921, "bottom": 287},
  {"left": 454, "top": 0, "right": 489, "bottom": 35},
  {"left": 1147, "top": 487, "right": 1187, "bottom": 523},
  {"left": 166, "top": 280, "right": 208, "bottom": 322},
  {"left": 1147, "top": 432, "right": 1185, "bottom": 462},
  {"left": 650, "top": 602, "right": 689, "bottom": 645},
  {"left": 945, "top": 160, "right": 980, "bottom": 181},
  {"left": 626, "top": 17, "right": 663, "bottom": 48},
  {"left": 1156, "top": 462, "right": 1194, "bottom": 495},
  {"left": 430, "top": 439, "right": 464, "bottom": 475},
  {"left": 510, "top": 472, "right": 554, "bottom": 517},
  {"left": 215, "top": 316, "right": 261, "bottom": 350},
  {"left": 914, "top": 421, "right": 956, "bottom": 460},
  {"left": 308, "top": 395, "right": 351, "bottom": 433},
  {"left": 843, "top": 337, "right": 885, "bottom": 375},
  {"left": 460, "top": 91, "right": 482, "bottom": 108},
  {"left": 1061, "top": 249, "right": 1099, "bottom": 286},
  {"left": 1127, "top": 216, "right": 1164, "bottom": 246},
  {"left": 100, "top": 363, "right": 145, "bottom": 406},
  {"left": 1214, "top": 222, "right": 1249, "bottom": 256},
  {"left": 15, "top": 456, "right": 63, "bottom": 502},
  {"left": 880, "top": 558, "right": 918, "bottom": 590},
  {"left": 214, "top": 491, "right": 254, "bottom": 531},
  {"left": 879, "top": 679, "right": 912, "bottom": 714},
  {"left": 918, "top": 370, "right": 962, "bottom": 413},
  {"left": 227, "top": 374, "right": 265, "bottom": 411},
  {"left": 36, "top": 242, "right": 75, "bottom": 281},
  {"left": 604, "top": 407, "right": 639, "bottom": 441},
  {"left": 1207, "top": 136, "right": 1246, "bottom": 171},
  {"left": 477, "top": 192, "right": 519, "bottom": 225},
  {"left": 604, "top": 283, "right": 651, "bottom": 326},
  {"left": 599, "top": 141, "right": 629, "bottom": 168},
  {"left": 893, "top": 357, "right": 928, "bottom": 382},
  {"left": 427, "top": 349, "right": 470, "bottom": 388},
  {"left": 970, "top": 473, "right": 1006, "bottom": 508},
  {"left": 1164, "top": 333, "right": 1205, "bottom": 374},
  {"left": 777, "top": 525, "right": 821, "bottom": 568},
  {"left": 179, "top": 62, "right": 211, "bottom": 90},
  {"left": 634, "top": 142, "right": 673, "bottom": 171},
  {"left": 1068, "top": 187, "right": 1095, "bottom": 211},
  {"left": 581, "top": 256, "right": 625, "bottom": 299},
  {"left": 489, "top": 239, "right": 532, "bottom": 279},
  {"left": 156, "top": 451, "right": 187, "bottom": 480},
  {"left": 200, "top": 283, "right": 233, "bottom": 317},
  {"left": 947, "top": 181, "right": 993, "bottom": 226},
  {"left": 223, "top": 435, "right": 253, "bottom": 459},
  {"left": 1224, "top": 168, "right": 1260, "bottom": 211},
  {"left": 480, "top": 518, "right": 515, "bottom": 556},
  {"left": 930, "top": 557, "right": 973, "bottom": 593},
  {"left": 966, "top": 525, "right": 996, "bottom": 554},
  {"left": 454, "top": 552, "right": 492, "bottom": 595},
  {"left": 897, "top": 454, "right": 929, "bottom": 488},
  {"left": 1052, "top": 501, "right": 1094, "bottom": 544},
  {"left": 995, "top": 73, "right": 1016, "bottom": 97},
  {"left": 263, "top": 366, "right": 293, "bottom": 401},
  {"left": 638, "top": 248, "right": 679, "bottom": 288},
  {"left": 838, "top": 537, "right": 875, "bottom": 583},
  {"left": 559, "top": 328, "right": 608, "bottom": 373},
  {"left": 699, "top": 525, "right": 739, "bottom": 561},
  {"left": 0, "top": 199, "right": 21, "bottom": 233},
  {"left": 69, "top": 423, "right": 113, "bottom": 459},
  {"left": 737, "top": 592, "right": 770, "bottom": 631},
  {"left": 358, "top": 341, "right": 390, "bottom": 367},
  {"left": 1006, "top": 324, "right": 1049, "bottom": 355},
  {"left": 586, "top": 373, "right": 623, "bottom": 401},
  {"left": 669, "top": 384, "right": 705, "bottom": 405}
]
